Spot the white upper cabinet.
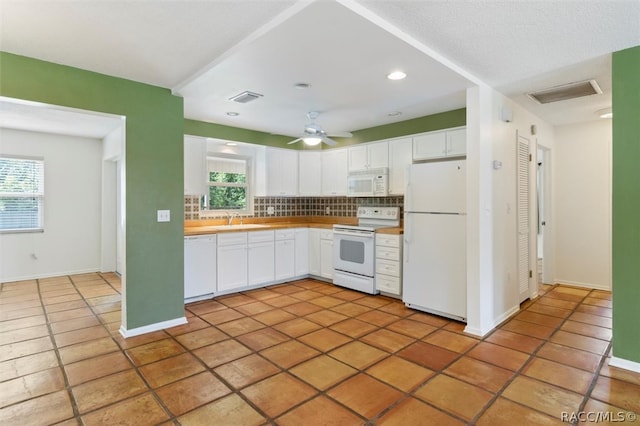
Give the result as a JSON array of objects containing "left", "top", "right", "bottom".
[
  {"left": 266, "top": 147, "right": 298, "bottom": 196},
  {"left": 445, "top": 128, "right": 467, "bottom": 157},
  {"left": 184, "top": 136, "right": 206, "bottom": 195},
  {"left": 348, "top": 141, "right": 388, "bottom": 172},
  {"left": 322, "top": 148, "right": 348, "bottom": 196},
  {"left": 298, "top": 151, "right": 322, "bottom": 196},
  {"left": 387, "top": 137, "right": 413, "bottom": 195},
  {"left": 412, "top": 127, "right": 466, "bottom": 161}
]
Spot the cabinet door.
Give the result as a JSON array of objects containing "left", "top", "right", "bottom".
[
  {"left": 348, "top": 145, "right": 369, "bottom": 172},
  {"left": 248, "top": 242, "right": 275, "bottom": 286},
  {"left": 322, "top": 149, "right": 348, "bottom": 195},
  {"left": 308, "top": 228, "right": 321, "bottom": 276},
  {"left": 446, "top": 128, "right": 467, "bottom": 157},
  {"left": 217, "top": 245, "right": 247, "bottom": 291},
  {"left": 298, "top": 151, "right": 322, "bottom": 195},
  {"left": 294, "top": 228, "right": 309, "bottom": 276},
  {"left": 413, "top": 131, "right": 447, "bottom": 160},
  {"left": 320, "top": 238, "right": 334, "bottom": 279},
  {"left": 275, "top": 239, "right": 295, "bottom": 281},
  {"left": 184, "top": 136, "right": 205, "bottom": 195},
  {"left": 388, "top": 137, "right": 412, "bottom": 195},
  {"left": 266, "top": 148, "right": 298, "bottom": 196},
  {"left": 368, "top": 141, "right": 389, "bottom": 169}
]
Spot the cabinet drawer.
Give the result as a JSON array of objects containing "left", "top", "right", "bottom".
[
  {"left": 376, "top": 234, "right": 400, "bottom": 248},
  {"left": 376, "top": 274, "right": 400, "bottom": 295},
  {"left": 320, "top": 230, "right": 333, "bottom": 240},
  {"left": 376, "top": 247, "right": 400, "bottom": 261},
  {"left": 275, "top": 229, "right": 295, "bottom": 240},
  {"left": 218, "top": 232, "right": 247, "bottom": 247},
  {"left": 376, "top": 258, "right": 400, "bottom": 276},
  {"left": 248, "top": 230, "right": 274, "bottom": 244}
]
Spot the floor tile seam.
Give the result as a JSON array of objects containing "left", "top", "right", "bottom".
[
  {"left": 474, "top": 295, "right": 609, "bottom": 423},
  {"left": 98, "top": 271, "right": 122, "bottom": 294},
  {"left": 576, "top": 340, "right": 615, "bottom": 414},
  {"left": 49, "top": 274, "right": 148, "bottom": 421},
  {"left": 34, "top": 275, "right": 82, "bottom": 423}
]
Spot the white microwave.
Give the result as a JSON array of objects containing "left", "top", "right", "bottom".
[{"left": 347, "top": 168, "right": 388, "bottom": 196}]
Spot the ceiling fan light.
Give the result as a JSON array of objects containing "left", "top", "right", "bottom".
[
  {"left": 303, "top": 136, "right": 322, "bottom": 146},
  {"left": 596, "top": 107, "right": 612, "bottom": 118}
]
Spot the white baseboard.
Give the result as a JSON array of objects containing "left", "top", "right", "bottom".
[
  {"left": 1, "top": 267, "right": 101, "bottom": 283},
  {"left": 609, "top": 355, "right": 640, "bottom": 373},
  {"left": 119, "top": 316, "right": 187, "bottom": 338},
  {"left": 464, "top": 304, "right": 520, "bottom": 338},
  {"left": 554, "top": 279, "right": 611, "bottom": 291}
]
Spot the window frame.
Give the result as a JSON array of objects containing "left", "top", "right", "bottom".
[
  {"left": 0, "top": 155, "right": 45, "bottom": 234},
  {"left": 203, "top": 153, "right": 253, "bottom": 215}
]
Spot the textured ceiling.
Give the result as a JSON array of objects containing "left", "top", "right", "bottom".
[{"left": 1, "top": 0, "right": 639, "bottom": 136}]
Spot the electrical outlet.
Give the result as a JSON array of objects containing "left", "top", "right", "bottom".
[
  {"left": 267, "top": 206, "right": 275, "bottom": 215},
  {"left": 157, "top": 210, "right": 170, "bottom": 222}
]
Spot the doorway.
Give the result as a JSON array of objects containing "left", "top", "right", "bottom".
[{"left": 537, "top": 144, "right": 552, "bottom": 287}]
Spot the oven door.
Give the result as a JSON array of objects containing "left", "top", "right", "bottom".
[{"left": 333, "top": 228, "right": 375, "bottom": 277}]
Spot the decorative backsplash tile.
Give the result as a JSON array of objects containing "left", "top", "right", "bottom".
[
  {"left": 184, "top": 195, "right": 201, "bottom": 220},
  {"left": 185, "top": 195, "right": 403, "bottom": 220}
]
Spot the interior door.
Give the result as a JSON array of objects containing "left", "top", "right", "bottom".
[{"left": 517, "top": 134, "right": 531, "bottom": 302}]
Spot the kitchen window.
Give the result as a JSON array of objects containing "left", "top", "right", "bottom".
[
  {"left": 0, "top": 156, "right": 45, "bottom": 233},
  {"left": 205, "top": 155, "right": 251, "bottom": 213}
]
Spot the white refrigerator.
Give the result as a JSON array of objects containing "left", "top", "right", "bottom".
[{"left": 402, "top": 160, "right": 467, "bottom": 322}]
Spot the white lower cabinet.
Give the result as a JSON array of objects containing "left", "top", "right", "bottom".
[
  {"left": 275, "top": 230, "right": 295, "bottom": 281},
  {"left": 248, "top": 231, "right": 275, "bottom": 286},
  {"left": 320, "top": 230, "right": 334, "bottom": 280},
  {"left": 308, "top": 228, "right": 321, "bottom": 276},
  {"left": 375, "top": 233, "right": 402, "bottom": 296},
  {"left": 217, "top": 232, "right": 248, "bottom": 292},
  {"left": 294, "top": 228, "right": 309, "bottom": 276}
]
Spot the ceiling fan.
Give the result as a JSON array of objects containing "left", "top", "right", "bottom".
[{"left": 288, "top": 111, "right": 352, "bottom": 147}]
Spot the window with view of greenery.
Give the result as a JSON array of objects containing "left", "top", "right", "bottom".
[
  {"left": 206, "top": 156, "right": 249, "bottom": 211},
  {"left": 0, "top": 156, "right": 45, "bottom": 232}
]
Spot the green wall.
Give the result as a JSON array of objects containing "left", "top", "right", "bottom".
[
  {"left": 612, "top": 46, "right": 640, "bottom": 363},
  {"left": 0, "top": 52, "right": 185, "bottom": 330},
  {"left": 186, "top": 108, "right": 466, "bottom": 148}
]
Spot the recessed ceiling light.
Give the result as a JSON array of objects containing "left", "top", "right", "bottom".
[
  {"left": 596, "top": 108, "right": 612, "bottom": 119},
  {"left": 225, "top": 142, "right": 237, "bottom": 146},
  {"left": 294, "top": 83, "right": 311, "bottom": 89},
  {"left": 387, "top": 71, "right": 407, "bottom": 80},
  {"left": 388, "top": 111, "right": 402, "bottom": 117},
  {"left": 226, "top": 112, "right": 239, "bottom": 116}
]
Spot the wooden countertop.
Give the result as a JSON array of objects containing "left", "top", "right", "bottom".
[{"left": 184, "top": 216, "right": 403, "bottom": 236}]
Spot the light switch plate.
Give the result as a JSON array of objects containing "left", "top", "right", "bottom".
[{"left": 157, "top": 210, "right": 170, "bottom": 222}]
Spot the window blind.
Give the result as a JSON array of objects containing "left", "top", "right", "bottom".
[{"left": 0, "top": 156, "right": 45, "bottom": 232}]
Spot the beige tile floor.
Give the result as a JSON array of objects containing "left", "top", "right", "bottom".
[{"left": 1, "top": 273, "right": 639, "bottom": 425}]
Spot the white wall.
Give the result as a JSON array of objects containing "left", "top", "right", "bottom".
[
  {"left": 1, "top": 128, "right": 104, "bottom": 282},
  {"left": 466, "top": 85, "right": 555, "bottom": 335},
  {"left": 553, "top": 120, "right": 611, "bottom": 290}
]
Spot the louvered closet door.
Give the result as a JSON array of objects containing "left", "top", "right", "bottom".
[{"left": 517, "top": 134, "right": 531, "bottom": 302}]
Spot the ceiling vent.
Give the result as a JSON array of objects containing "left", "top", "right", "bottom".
[
  {"left": 229, "top": 91, "right": 263, "bottom": 104},
  {"left": 527, "top": 80, "right": 602, "bottom": 104}
]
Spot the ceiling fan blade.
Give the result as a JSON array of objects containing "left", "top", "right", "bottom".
[
  {"left": 327, "top": 131, "right": 353, "bottom": 138},
  {"left": 322, "top": 136, "right": 338, "bottom": 146},
  {"left": 287, "top": 138, "right": 303, "bottom": 145}
]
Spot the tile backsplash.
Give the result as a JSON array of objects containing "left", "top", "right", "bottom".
[{"left": 185, "top": 195, "right": 403, "bottom": 220}]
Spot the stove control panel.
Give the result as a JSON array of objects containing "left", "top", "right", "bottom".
[{"left": 357, "top": 206, "right": 399, "bottom": 220}]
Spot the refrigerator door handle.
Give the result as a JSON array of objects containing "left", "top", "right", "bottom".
[{"left": 404, "top": 218, "right": 411, "bottom": 263}]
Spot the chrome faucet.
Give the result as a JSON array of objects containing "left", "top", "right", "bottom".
[{"left": 228, "top": 212, "right": 241, "bottom": 225}]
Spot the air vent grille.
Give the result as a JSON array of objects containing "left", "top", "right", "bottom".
[
  {"left": 527, "top": 80, "right": 602, "bottom": 104},
  {"left": 229, "top": 91, "right": 263, "bottom": 104}
]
